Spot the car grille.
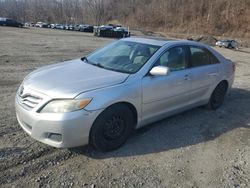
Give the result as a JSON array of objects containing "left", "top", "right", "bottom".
[{"left": 17, "top": 93, "right": 42, "bottom": 110}]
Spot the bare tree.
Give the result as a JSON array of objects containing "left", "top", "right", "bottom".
[
  {"left": 85, "top": 0, "right": 108, "bottom": 26},
  {"left": 0, "top": 0, "right": 249, "bottom": 37}
]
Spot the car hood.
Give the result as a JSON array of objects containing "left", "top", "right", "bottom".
[{"left": 23, "top": 59, "right": 129, "bottom": 98}]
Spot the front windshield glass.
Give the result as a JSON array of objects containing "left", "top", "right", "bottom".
[{"left": 85, "top": 40, "right": 160, "bottom": 74}]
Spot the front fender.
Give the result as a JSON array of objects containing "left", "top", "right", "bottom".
[{"left": 75, "top": 80, "right": 142, "bottom": 120}]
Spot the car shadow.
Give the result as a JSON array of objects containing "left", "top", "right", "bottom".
[
  {"left": 70, "top": 88, "right": 250, "bottom": 159},
  {"left": 238, "top": 49, "right": 250, "bottom": 54}
]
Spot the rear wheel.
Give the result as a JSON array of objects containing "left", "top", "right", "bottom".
[
  {"left": 90, "top": 104, "right": 134, "bottom": 152},
  {"left": 206, "top": 82, "right": 227, "bottom": 110}
]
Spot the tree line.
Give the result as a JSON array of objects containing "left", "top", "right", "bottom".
[{"left": 0, "top": 0, "right": 249, "bottom": 37}]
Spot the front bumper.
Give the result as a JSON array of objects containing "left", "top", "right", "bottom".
[{"left": 15, "top": 96, "right": 102, "bottom": 148}]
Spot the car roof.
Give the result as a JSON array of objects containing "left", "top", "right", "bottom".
[
  {"left": 220, "top": 39, "right": 235, "bottom": 42},
  {"left": 0, "top": 17, "right": 12, "bottom": 21},
  {"left": 122, "top": 37, "right": 204, "bottom": 47}
]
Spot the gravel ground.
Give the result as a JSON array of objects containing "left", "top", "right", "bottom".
[{"left": 0, "top": 27, "right": 250, "bottom": 188}]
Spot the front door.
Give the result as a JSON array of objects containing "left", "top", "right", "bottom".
[{"left": 142, "top": 46, "right": 192, "bottom": 122}]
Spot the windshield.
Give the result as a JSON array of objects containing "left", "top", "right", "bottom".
[
  {"left": 221, "top": 40, "right": 231, "bottom": 42},
  {"left": 85, "top": 40, "right": 160, "bottom": 74}
]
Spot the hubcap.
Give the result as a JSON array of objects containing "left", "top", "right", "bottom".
[{"left": 103, "top": 115, "right": 125, "bottom": 140}]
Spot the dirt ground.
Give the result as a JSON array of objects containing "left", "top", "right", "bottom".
[{"left": 0, "top": 27, "right": 250, "bottom": 188}]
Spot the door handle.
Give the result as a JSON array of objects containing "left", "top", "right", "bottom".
[
  {"left": 184, "top": 74, "right": 191, "bottom": 80},
  {"left": 208, "top": 72, "right": 218, "bottom": 76}
]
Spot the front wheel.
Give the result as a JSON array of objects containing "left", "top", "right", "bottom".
[
  {"left": 206, "top": 82, "right": 227, "bottom": 110},
  {"left": 90, "top": 104, "right": 134, "bottom": 152}
]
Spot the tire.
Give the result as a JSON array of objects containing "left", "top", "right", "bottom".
[
  {"left": 90, "top": 104, "right": 134, "bottom": 152},
  {"left": 206, "top": 82, "right": 227, "bottom": 110},
  {"left": 97, "top": 30, "right": 101, "bottom": 37}
]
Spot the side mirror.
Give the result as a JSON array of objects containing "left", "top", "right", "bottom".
[{"left": 149, "top": 66, "right": 170, "bottom": 76}]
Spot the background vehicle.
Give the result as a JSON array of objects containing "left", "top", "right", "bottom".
[
  {"left": 74, "top": 24, "right": 83, "bottom": 31},
  {"left": 35, "top": 22, "right": 49, "bottom": 28},
  {"left": 54, "top": 24, "right": 65, "bottom": 30},
  {"left": 94, "top": 25, "right": 115, "bottom": 36},
  {"left": 24, "top": 22, "right": 35, "bottom": 27},
  {"left": 80, "top": 24, "right": 94, "bottom": 32},
  {"left": 50, "top": 23, "right": 56, "bottom": 29},
  {"left": 113, "top": 27, "right": 130, "bottom": 37},
  {"left": 216, "top": 39, "right": 238, "bottom": 49},
  {"left": 35, "top": 22, "right": 43, "bottom": 27},
  {"left": 94, "top": 25, "right": 130, "bottom": 38},
  {"left": 16, "top": 38, "right": 235, "bottom": 152},
  {"left": 65, "top": 24, "right": 75, "bottom": 30},
  {"left": 23, "top": 21, "right": 127, "bottom": 36},
  {"left": 0, "top": 17, "right": 23, "bottom": 27}
]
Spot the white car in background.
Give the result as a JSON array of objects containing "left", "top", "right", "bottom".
[
  {"left": 35, "top": 22, "right": 43, "bottom": 27},
  {"left": 216, "top": 39, "right": 238, "bottom": 49}
]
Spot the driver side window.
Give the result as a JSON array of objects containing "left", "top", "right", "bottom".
[{"left": 155, "top": 46, "right": 187, "bottom": 71}]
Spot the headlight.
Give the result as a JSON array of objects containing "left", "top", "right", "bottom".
[{"left": 40, "top": 99, "right": 92, "bottom": 113}]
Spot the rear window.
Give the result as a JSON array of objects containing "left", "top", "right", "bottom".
[{"left": 6, "top": 19, "right": 14, "bottom": 22}]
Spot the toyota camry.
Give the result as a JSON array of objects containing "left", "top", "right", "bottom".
[{"left": 15, "top": 37, "right": 235, "bottom": 151}]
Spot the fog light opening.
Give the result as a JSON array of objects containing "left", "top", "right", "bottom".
[{"left": 48, "top": 133, "right": 62, "bottom": 142}]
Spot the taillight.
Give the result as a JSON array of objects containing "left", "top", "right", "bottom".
[
  {"left": 232, "top": 63, "right": 236, "bottom": 72},
  {"left": 227, "top": 59, "right": 235, "bottom": 73}
]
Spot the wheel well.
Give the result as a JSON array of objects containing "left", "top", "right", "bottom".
[
  {"left": 103, "top": 102, "right": 138, "bottom": 128},
  {"left": 117, "top": 102, "right": 138, "bottom": 128},
  {"left": 220, "top": 80, "right": 229, "bottom": 91}
]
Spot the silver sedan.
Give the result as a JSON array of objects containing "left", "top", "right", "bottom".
[{"left": 15, "top": 37, "right": 235, "bottom": 151}]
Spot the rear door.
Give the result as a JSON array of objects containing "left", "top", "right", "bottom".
[{"left": 187, "top": 46, "right": 220, "bottom": 104}]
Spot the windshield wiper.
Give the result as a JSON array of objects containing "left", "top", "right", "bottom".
[
  {"left": 81, "top": 56, "right": 88, "bottom": 62},
  {"left": 81, "top": 57, "right": 101, "bottom": 68},
  {"left": 85, "top": 60, "right": 131, "bottom": 74},
  {"left": 91, "top": 63, "right": 116, "bottom": 71},
  {"left": 95, "top": 63, "right": 105, "bottom": 68},
  {"left": 95, "top": 63, "right": 130, "bottom": 74}
]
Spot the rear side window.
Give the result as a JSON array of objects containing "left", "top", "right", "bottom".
[
  {"left": 189, "top": 46, "right": 219, "bottom": 68},
  {"left": 208, "top": 50, "right": 220, "bottom": 64}
]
